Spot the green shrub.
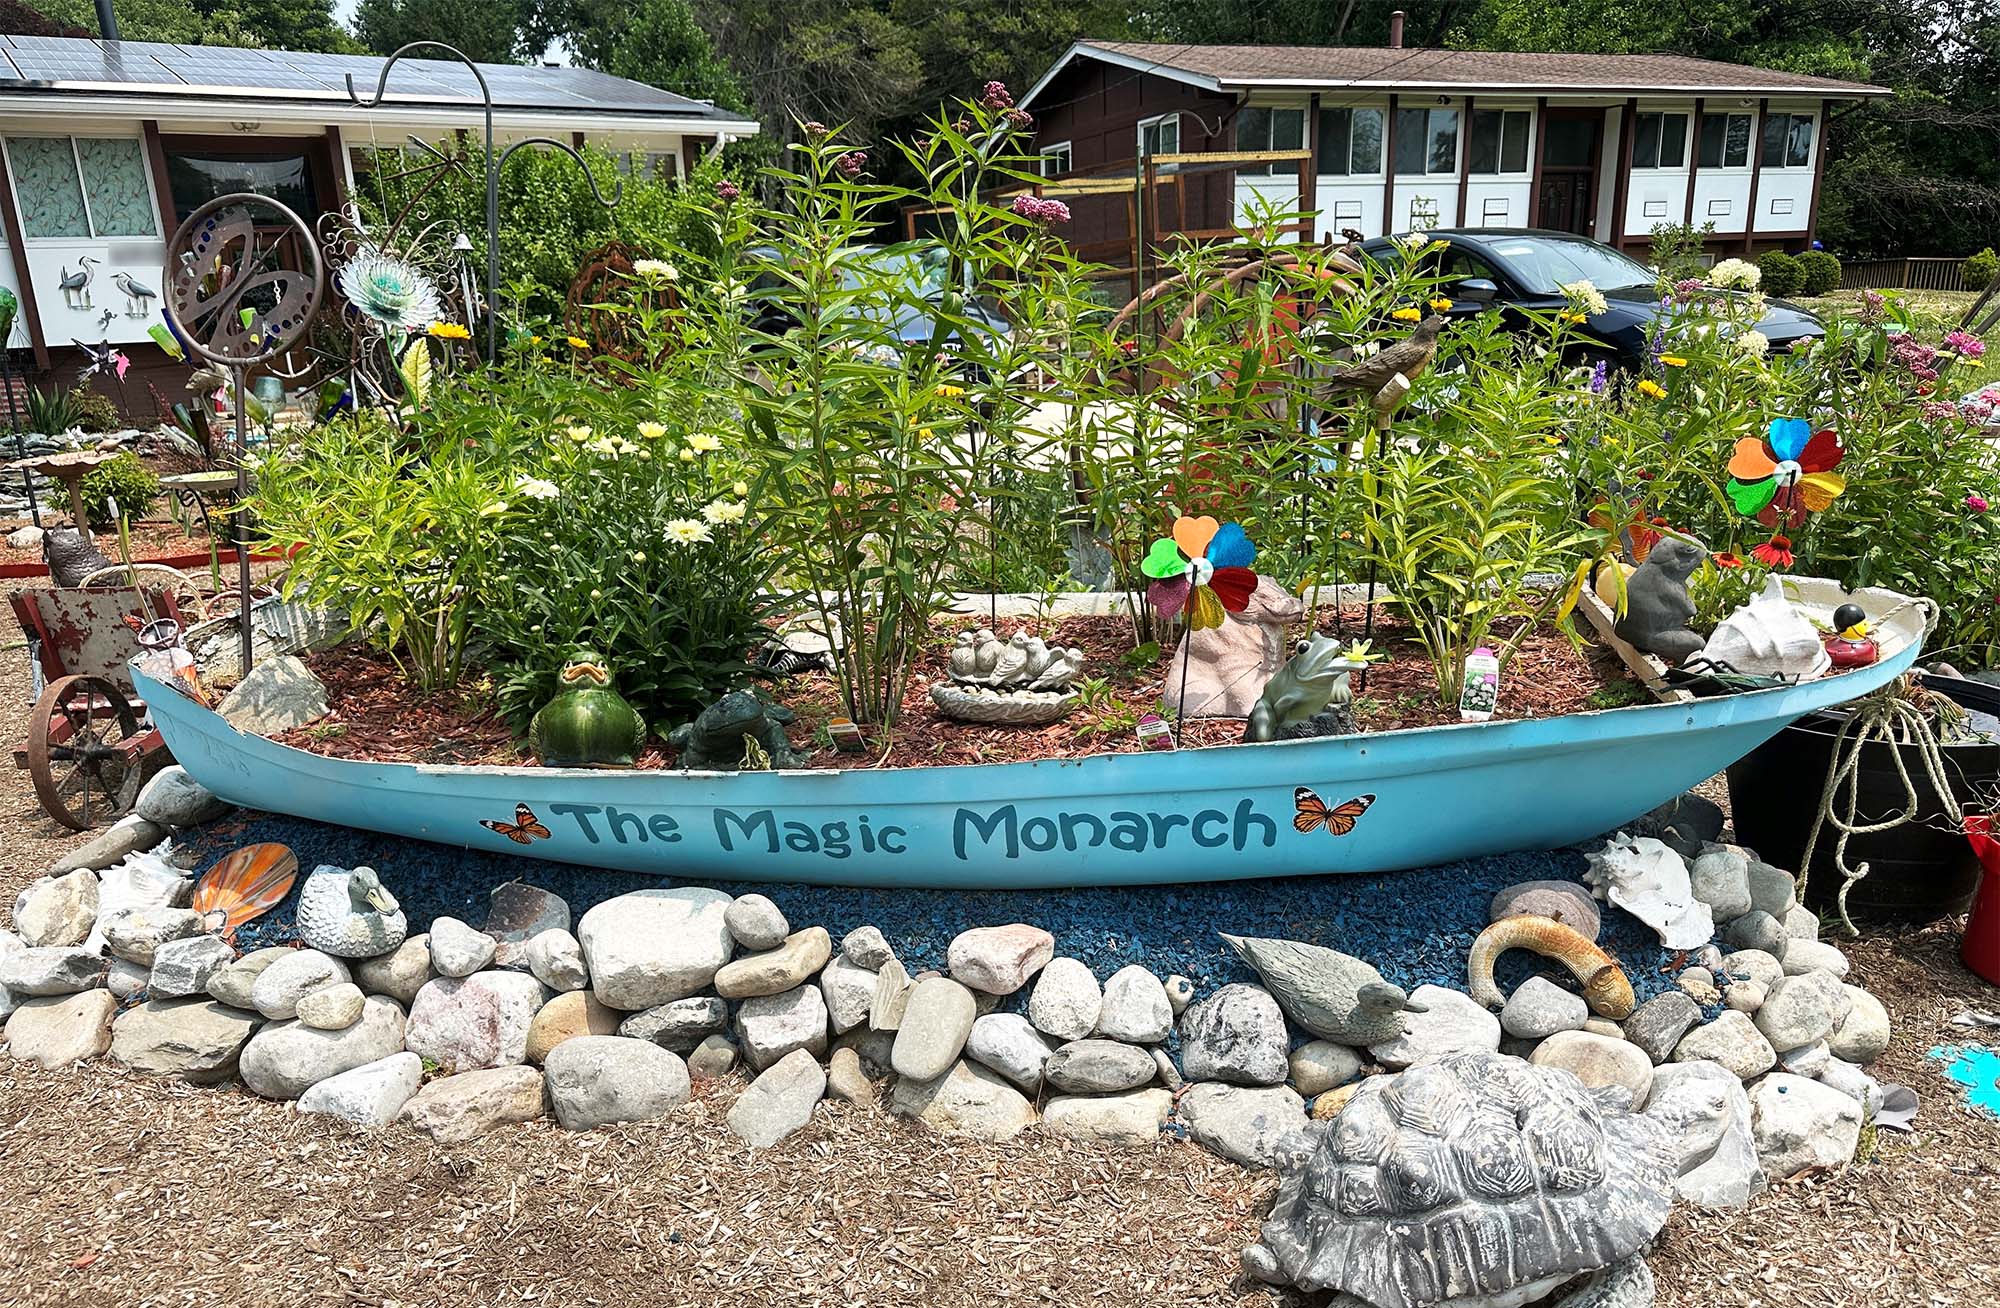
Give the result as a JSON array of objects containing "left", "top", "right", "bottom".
[
  {"left": 1758, "top": 251, "right": 1806, "bottom": 297},
  {"left": 1964, "top": 247, "right": 2000, "bottom": 291},
  {"left": 1796, "top": 249, "right": 1842, "bottom": 296},
  {"left": 79, "top": 453, "right": 160, "bottom": 527},
  {"left": 1649, "top": 221, "right": 1716, "bottom": 283},
  {"left": 68, "top": 387, "right": 120, "bottom": 434},
  {"left": 22, "top": 385, "right": 80, "bottom": 435}
]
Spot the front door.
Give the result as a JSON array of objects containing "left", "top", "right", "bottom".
[{"left": 1537, "top": 111, "right": 1602, "bottom": 237}]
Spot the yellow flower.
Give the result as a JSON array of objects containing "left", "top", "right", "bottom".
[
  {"left": 688, "top": 433, "right": 722, "bottom": 453},
  {"left": 566, "top": 424, "right": 593, "bottom": 443},
  {"left": 1637, "top": 379, "right": 1667, "bottom": 400},
  {"left": 1544, "top": 435, "right": 1563, "bottom": 446},
  {"left": 1391, "top": 307, "right": 1422, "bottom": 322},
  {"left": 566, "top": 335, "right": 589, "bottom": 350},
  {"left": 637, "top": 421, "right": 668, "bottom": 440},
  {"left": 479, "top": 499, "right": 509, "bottom": 516},
  {"left": 679, "top": 449, "right": 696, "bottom": 463},
  {"left": 1564, "top": 312, "right": 1588, "bottom": 324},
  {"left": 427, "top": 321, "right": 471, "bottom": 340},
  {"left": 1660, "top": 355, "right": 1688, "bottom": 367},
  {"left": 1428, "top": 297, "right": 1453, "bottom": 312},
  {"left": 702, "top": 499, "right": 748, "bottom": 525},
  {"left": 732, "top": 481, "right": 749, "bottom": 497},
  {"left": 935, "top": 384, "right": 966, "bottom": 398},
  {"left": 917, "top": 427, "right": 935, "bottom": 441}
]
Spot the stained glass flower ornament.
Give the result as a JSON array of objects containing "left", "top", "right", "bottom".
[
  {"left": 1725, "top": 418, "right": 1845, "bottom": 529},
  {"left": 337, "top": 248, "right": 442, "bottom": 334},
  {"left": 1142, "top": 515, "right": 1259, "bottom": 630}
]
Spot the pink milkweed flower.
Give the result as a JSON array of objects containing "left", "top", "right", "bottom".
[
  {"left": 1969, "top": 493, "right": 1992, "bottom": 513},
  {"left": 836, "top": 150, "right": 867, "bottom": 178},
  {"left": 1010, "top": 194, "right": 1071, "bottom": 224},
  {"left": 980, "top": 81, "right": 1012, "bottom": 109},
  {"left": 1944, "top": 329, "right": 1986, "bottom": 359},
  {"left": 716, "top": 180, "right": 740, "bottom": 201}
]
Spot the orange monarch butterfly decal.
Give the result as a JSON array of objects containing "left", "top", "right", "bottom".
[
  {"left": 1293, "top": 788, "right": 1375, "bottom": 836},
  {"left": 481, "top": 803, "right": 552, "bottom": 844}
]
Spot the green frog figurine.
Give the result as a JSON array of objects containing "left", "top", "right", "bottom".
[
  {"left": 667, "top": 691, "right": 810, "bottom": 771},
  {"left": 1243, "top": 635, "right": 1360, "bottom": 742},
  {"left": 529, "top": 649, "right": 647, "bottom": 767}
]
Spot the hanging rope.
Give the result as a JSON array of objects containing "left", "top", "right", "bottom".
[{"left": 1798, "top": 602, "right": 1954, "bottom": 936}]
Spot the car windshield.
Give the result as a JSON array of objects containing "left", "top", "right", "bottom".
[
  {"left": 1483, "top": 237, "right": 1656, "bottom": 295},
  {"left": 836, "top": 245, "right": 951, "bottom": 296}
]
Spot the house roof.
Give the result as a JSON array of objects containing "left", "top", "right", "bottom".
[
  {"left": 0, "top": 35, "right": 757, "bottom": 131},
  {"left": 1023, "top": 41, "right": 1892, "bottom": 106}
]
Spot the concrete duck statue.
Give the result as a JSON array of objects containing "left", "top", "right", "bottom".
[
  {"left": 1221, "top": 932, "right": 1426, "bottom": 1045},
  {"left": 295, "top": 864, "right": 407, "bottom": 958}
]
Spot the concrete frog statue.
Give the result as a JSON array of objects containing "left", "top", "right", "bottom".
[
  {"left": 668, "top": 691, "right": 811, "bottom": 771},
  {"left": 1243, "top": 635, "right": 1359, "bottom": 742}
]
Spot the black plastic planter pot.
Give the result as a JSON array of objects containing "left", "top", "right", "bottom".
[{"left": 1727, "top": 675, "right": 2000, "bottom": 921}]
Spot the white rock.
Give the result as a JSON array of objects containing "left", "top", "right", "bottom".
[
  {"left": 1499, "top": 976, "right": 1589, "bottom": 1039},
  {"left": 1781, "top": 938, "right": 1851, "bottom": 977},
  {"left": 1750, "top": 1072, "right": 1862, "bottom": 1178},
  {"left": 5, "top": 990, "right": 116, "bottom": 1066},
  {"left": 146, "top": 935, "right": 235, "bottom": 998},
  {"left": 399, "top": 1066, "right": 548, "bottom": 1143},
  {"left": 298, "top": 1052, "right": 424, "bottom": 1127},
  {"left": 1673, "top": 1010, "right": 1777, "bottom": 1081},
  {"left": 840, "top": 925, "right": 894, "bottom": 969},
  {"left": 106, "top": 957, "right": 151, "bottom": 1001},
  {"left": 51, "top": 817, "right": 167, "bottom": 876},
  {"left": 134, "top": 766, "right": 229, "bottom": 828},
  {"left": 0, "top": 944, "right": 108, "bottom": 996},
  {"left": 578, "top": 887, "right": 734, "bottom": 1010},
  {"left": 249, "top": 950, "right": 351, "bottom": 1020},
  {"left": 1816, "top": 1057, "right": 1884, "bottom": 1117},
  {"left": 946, "top": 923, "right": 1054, "bottom": 995},
  {"left": 406, "top": 971, "right": 548, "bottom": 1071},
  {"left": 543, "top": 1035, "right": 691, "bottom": 1130},
  {"left": 818, "top": 955, "right": 877, "bottom": 1034},
  {"left": 1177, "top": 1083, "right": 1310, "bottom": 1169},
  {"left": 735, "top": 984, "right": 829, "bottom": 1071},
  {"left": 963, "top": 1013, "right": 1055, "bottom": 1092},
  {"left": 715, "top": 927, "right": 831, "bottom": 1000},
  {"left": 1163, "top": 974, "right": 1195, "bottom": 1015},
  {"left": 99, "top": 905, "right": 203, "bottom": 966},
  {"left": 1179, "top": 983, "right": 1289, "bottom": 1086},
  {"left": 1779, "top": 1040, "right": 1832, "bottom": 1078},
  {"left": 7, "top": 523, "right": 43, "bottom": 548},
  {"left": 206, "top": 946, "right": 289, "bottom": 1008},
  {"left": 869, "top": 958, "right": 913, "bottom": 1031},
  {"left": 1754, "top": 970, "right": 1847, "bottom": 1052},
  {"left": 618, "top": 996, "right": 727, "bottom": 1052},
  {"left": 296, "top": 981, "right": 366, "bottom": 1031},
  {"left": 1827, "top": 985, "right": 1891, "bottom": 1064},
  {"left": 13, "top": 869, "right": 98, "bottom": 947},
  {"left": 1045, "top": 1038, "right": 1157, "bottom": 1093},
  {"left": 1094, "top": 965, "right": 1171, "bottom": 1043},
  {"left": 109, "top": 998, "right": 259, "bottom": 1083},
  {"left": 1688, "top": 848, "right": 1753, "bottom": 920},
  {"left": 1644, "top": 1060, "right": 1767, "bottom": 1209},
  {"left": 723, "top": 894, "right": 789, "bottom": 951},
  {"left": 1784, "top": 904, "right": 1821, "bottom": 940},
  {"left": 353, "top": 934, "right": 435, "bottom": 1005},
  {"left": 428, "top": 917, "right": 497, "bottom": 978},
  {"left": 1028, "top": 956, "right": 1101, "bottom": 1041},
  {"left": 1287, "top": 1041, "right": 1364, "bottom": 1096},
  {"left": 889, "top": 1058, "right": 1036, "bottom": 1141},
  {"left": 1745, "top": 859, "right": 1797, "bottom": 919},
  {"left": 525, "top": 928, "right": 588, "bottom": 992},
  {"left": 890, "top": 977, "right": 976, "bottom": 1080},
  {"left": 1042, "top": 1089, "right": 1173, "bottom": 1147},
  {"left": 727, "top": 1047, "right": 825, "bottom": 1146},
  {"left": 1531, "top": 1030, "right": 1654, "bottom": 1104},
  {"left": 1368, "top": 984, "right": 1501, "bottom": 1070},
  {"left": 238, "top": 996, "right": 408, "bottom": 1100}
]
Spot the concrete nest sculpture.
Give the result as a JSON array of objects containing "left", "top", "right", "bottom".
[{"left": 930, "top": 628, "right": 1086, "bottom": 726}]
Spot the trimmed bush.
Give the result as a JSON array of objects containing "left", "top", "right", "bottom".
[
  {"left": 1796, "top": 250, "right": 1842, "bottom": 296},
  {"left": 79, "top": 452, "right": 160, "bottom": 527},
  {"left": 69, "top": 387, "right": 120, "bottom": 434},
  {"left": 1758, "top": 251, "right": 1806, "bottom": 297},
  {"left": 1964, "top": 247, "right": 2000, "bottom": 291}
]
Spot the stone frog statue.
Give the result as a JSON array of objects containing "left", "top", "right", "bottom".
[
  {"left": 1244, "top": 635, "right": 1357, "bottom": 742},
  {"left": 668, "top": 691, "right": 811, "bottom": 771},
  {"left": 1613, "top": 537, "right": 1708, "bottom": 666}
]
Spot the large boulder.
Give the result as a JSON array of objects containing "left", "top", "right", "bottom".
[
  {"left": 400, "top": 1066, "right": 548, "bottom": 1143},
  {"left": 206, "top": 946, "right": 291, "bottom": 1009},
  {"left": 1179, "top": 984, "right": 1289, "bottom": 1086},
  {"left": 5, "top": 990, "right": 116, "bottom": 1067},
  {"left": 352, "top": 935, "right": 435, "bottom": 1006},
  {"left": 0, "top": 945, "right": 108, "bottom": 996},
  {"left": 1095, "top": 965, "right": 1172, "bottom": 1043},
  {"left": 217, "top": 654, "right": 329, "bottom": 735},
  {"left": 890, "top": 977, "right": 976, "bottom": 1080},
  {"left": 1749, "top": 1072, "right": 1863, "bottom": 1179},
  {"left": 1041, "top": 1088, "right": 1174, "bottom": 1147},
  {"left": 1644, "top": 1060, "right": 1766, "bottom": 1209},
  {"left": 148, "top": 935, "right": 236, "bottom": 999},
  {"left": 298, "top": 1052, "right": 424, "bottom": 1128},
  {"left": 249, "top": 950, "right": 351, "bottom": 1020},
  {"left": 134, "top": 766, "right": 229, "bottom": 828},
  {"left": 577, "top": 888, "right": 734, "bottom": 1010},
  {"left": 727, "top": 1047, "right": 825, "bottom": 1147},
  {"left": 109, "top": 998, "right": 259, "bottom": 1083},
  {"left": 406, "top": 971, "right": 549, "bottom": 1072},
  {"left": 238, "top": 996, "right": 407, "bottom": 1100},
  {"left": 1673, "top": 1011, "right": 1777, "bottom": 1081},
  {"left": 13, "top": 869, "right": 98, "bottom": 947},
  {"left": 543, "top": 1035, "right": 691, "bottom": 1130},
  {"left": 1177, "top": 1083, "right": 1309, "bottom": 1169},
  {"left": 889, "top": 1058, "right": 1036, "bottom": 1141},
  {"left": 1028, "top": 957, "right": 1101, "bottom": 1041},
  {"left": 946, "top": 924, "right": 1055, "bottom": 996},
  {"left": 963, "top": 1013, "right": 1055, "bottom": 1093},
  {"left": 735, "top": 984, "right": 829, "bottom": 1072}
]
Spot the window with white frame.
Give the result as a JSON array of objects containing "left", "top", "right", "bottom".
[
  {"left": 1038, "top": 141, "right": 1072, "bottom": 177},
  {"left": 1760, "top": 112, "right": 1815, "bottom": 168},
  {"left": 1467, "top": 108, "right": 1531, "bottom": 174},
  {"left": 5, "top": 135, "right": 157, "bottom": 240},
  {"left": 1698, "top": 112, "right": 1754, "bottom": 168},
  {"left": 1393, "top": 107, "right": 1459, "bottom": 176},
  {"left": 1630, "top": 112, "right": 1690, "bottom": 169},
  {"left": 1138, "top": 115, "right": 1179, "bottom": 163},
  {"left": 1317, "top": 107, "right": 1383, "bottom": 175},
  {"left": 1236, "top": 106, "right": 1304, "bottom": 175}
]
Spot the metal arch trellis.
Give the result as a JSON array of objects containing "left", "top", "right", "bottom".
[{"left": 345, "top": 41, "right": 625, "bottom": 363}]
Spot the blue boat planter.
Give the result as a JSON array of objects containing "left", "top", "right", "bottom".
[{"left": 136, "top": 579, "right": 1929, "bottom": 890}]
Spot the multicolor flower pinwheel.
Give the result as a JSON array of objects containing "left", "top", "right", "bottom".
[
  {"left": 1725, "top": 418, "right": 1845, "bottom": 529},
  {"left": 1142, "top": 515, "right": 1259, "bottom": 630}
]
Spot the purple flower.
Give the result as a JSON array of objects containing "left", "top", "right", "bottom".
[
  {"left": 716, "top": 180, "right": 740, "bottom": 202},
  {"left": 1004, "top": 108, "right": 1035, "bottom": 129},
  {"left": 1859, "top": 289, "right": 1886, "bottom": 321},
  {"left": 1010, "top": 194, "right": 1070, "bottom": 224},
  {"left": 1922, "top": 401, "right": 1962, "bottom": 422},
  {"left": 980, "top": 80, "right": 1013, "bottom": 109},
  {"left": 1944, "top": 329, "right": 1986, "bottom": 359},
  {"left": 1588, "top": 359, "right": 1608, "bottom": 394},
  {"left": 836, "top": 150, "right": 867, "bottom": 178}
]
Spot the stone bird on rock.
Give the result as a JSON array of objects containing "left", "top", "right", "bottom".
[{"left": 1321, "top": 313, "right": 1447, "bottom": 398}]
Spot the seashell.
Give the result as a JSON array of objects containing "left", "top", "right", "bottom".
[{"left": 1583, "top": 832, "right": 1715, "bottom": 951}]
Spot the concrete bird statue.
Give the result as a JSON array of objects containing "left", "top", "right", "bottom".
[
  {"left": 1322, "top": 313, "right": 1447, "bottom": 399},
  {"left": 58, "top": 256, "right": 98, "bottom": 310},
  {"left": 112, "top": 271, "right": 157, "bottom": 319}
]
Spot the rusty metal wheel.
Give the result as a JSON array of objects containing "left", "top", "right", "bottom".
[{"left": 27, "top": 674, "right": 143, "bottom": 830}]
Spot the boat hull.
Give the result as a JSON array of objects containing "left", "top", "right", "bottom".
[{"left": 139, "top": 581, "right": 1926, "bottom": 889}]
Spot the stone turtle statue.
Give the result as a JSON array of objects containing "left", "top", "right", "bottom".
[
  {"left": 1221, "top": 933, "right": 1425, "bottom": 1045},
  {"left": 1612, "top": 538, "right": 1707, "bottom": 666},
  {"left": 1243, "top": 1052, "right": 1680, "bottom": 1307},
  {"left": 668, "top": 691, "right": 810, "bottom": 771}
]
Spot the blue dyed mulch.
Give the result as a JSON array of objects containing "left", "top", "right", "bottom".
[
  {"left": 1928, "top": 1044, "right": 2000, "bottom": 1116},
  {"left": 179, "top": 813, "right": 1682, "bottom": 1007}
]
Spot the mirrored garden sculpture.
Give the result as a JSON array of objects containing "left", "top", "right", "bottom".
[
  {"left": 529, "top": 650, "right": 647, "bottom": 768},
  {"left": 1612, "top": 537, "right": 1707, "bottom": 665},
  {"left": 931, "top": 628, "right": 1086, "bottom": 725},
  {"left": 296, "top": 863, "right": 407, "bottom": 958},
  {"left": 1242, "top": 1052, "right": 1680, "bottom": 1307}
]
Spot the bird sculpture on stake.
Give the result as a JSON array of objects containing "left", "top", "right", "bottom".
[{"left": 162, "top": 193, "right": 324, "bottom": 676}]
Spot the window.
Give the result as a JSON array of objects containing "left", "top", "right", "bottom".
[
  {"left": 5, "top": 136, "right": 156, "bottom": 240},
  {"left": 1393, "top": 107, "right": 1459, "bottom": 176},
  {"left": 1630, "top": 112, "right": 1689, "bottom": 169},
  {"left": 1138, "top": 115, "right": 1179, "bottom": 161},
  {"left": 1698, "top": 112, "right": 1753, "bottom": 168},
  {"left": 1317, "top": 107, "right": 1383, "bottom": 175},
  {"left": 1038, "top": 141, "right": 1072, "bottom": 177},
  {"left": 1467, "top": 109, "right": 1531, "bottom": 175},
  {"left": 1760, "top": 112, "right": 1815, "bottom": 168},
  {"left": 1236, "top": 106, "right": 1304, "bottom": 175},
  {"left": 166, "top": 150, "right": 318, "bottom": 224}
]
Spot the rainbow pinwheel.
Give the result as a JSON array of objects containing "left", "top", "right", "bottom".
[
  {"left": 1142, "top": 515, "right": 1259, "bottom": 630},
  {"left": 1725, "top": 418, "right": 1845, "bottom": 529}
]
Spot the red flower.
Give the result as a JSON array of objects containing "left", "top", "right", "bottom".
[
  {"left": 1712, "top": 552, "right": 1743, "bottom": 568},
  {"left": 1750, "top": 535, "right": 1794, "bottom": 568}
]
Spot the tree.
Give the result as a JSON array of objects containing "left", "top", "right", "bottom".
[
  {"left": 529, "top": 0, "right": 745, "bottom": 109},
  {"left": 698, "top": 2, "right": 926, "bottom": 146},
  {"left": 199, "top": 0, "right": 362, "bottom": 51},
  {"left": 354, "top": 0, "right": 528, "bottom": 64},
  {"left": 38, "top": 0, "right": 208, "bottom": 42}
]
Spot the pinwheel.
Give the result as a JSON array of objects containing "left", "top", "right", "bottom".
[
  {"left": 1142, "top": 515, "right": 1259, "bottom": 630},
  {"left": 1725, "top": 418, "right": 1845, "bottom": 529}
]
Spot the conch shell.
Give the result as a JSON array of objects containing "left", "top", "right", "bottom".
[{"left": 1468, "top": 914, "right": 1636, "bottom": 1019}]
